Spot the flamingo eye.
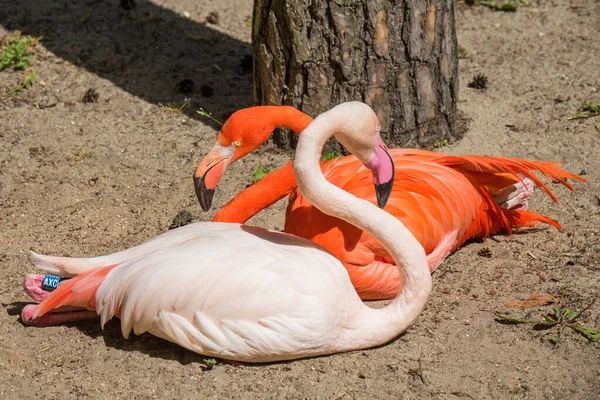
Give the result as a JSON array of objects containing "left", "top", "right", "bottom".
[{"left": 232, "top": 140, "right": 241, "bottom": 147}]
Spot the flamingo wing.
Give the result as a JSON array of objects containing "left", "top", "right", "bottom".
[
  {"left": 390, "top": 149, "right": 585, "bottom": 201},
  {"left": 32, "top": 223, "right": 363, "bottom": 362},
  {"left": 286, "top": 157, "right": 481, "bottom": 266}
]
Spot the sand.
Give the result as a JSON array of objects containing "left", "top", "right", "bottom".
[{"left": 1, "top": 0, "right": 599, "bottom": 398}]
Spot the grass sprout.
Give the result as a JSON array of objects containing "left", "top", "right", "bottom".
[
  {"left": 568, "top": 100, "right": 600, "bottom": 120},
  {"left": 474, "top": 0, "right": 527, "bottom": 11},
  {"left": 433, "top": 138, "right": 448, "bottom": 149},
  {"left": 3, "top": 70, "right": 36, "bottom": 96},
  {"left": 321, "top": 151, "right": 340, "bottom": 161},
  {"left": 197, "top": 107, "right": 223, "bottom": 126},
  {"left": 161, "top": 98, "right": 191, "bottom": 114},
  {"left": 253, "top": 164, "right": 271, "bottom": 182},
  {"left": 66, "top": 148, "right": 94, "bottom": 162}
]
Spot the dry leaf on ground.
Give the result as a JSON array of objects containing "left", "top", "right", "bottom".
[{"left": 505, "top": 293, "right": 557, "bottom": 308}]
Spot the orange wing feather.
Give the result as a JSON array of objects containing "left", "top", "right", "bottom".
[{"left": 284, "top": 152, "right": 583, "bottom": 299}]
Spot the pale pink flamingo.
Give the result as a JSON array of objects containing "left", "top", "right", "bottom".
[{"left": 21, "top": 102, "right": 431, "bottom": 363}]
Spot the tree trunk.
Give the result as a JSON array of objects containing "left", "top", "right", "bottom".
[{"left": 252, "top": 0, "right": 460, "bottom": 152}]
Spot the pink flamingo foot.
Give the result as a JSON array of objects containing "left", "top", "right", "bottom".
[
  {"left": 23, "top": 274, "right": 52, "bottom": 302},
  {"left": 494, "top": 178, "right": 534, "bottom": 210},
  {"left": 21, "top": 304, "right": 98, "bottom": 327}
]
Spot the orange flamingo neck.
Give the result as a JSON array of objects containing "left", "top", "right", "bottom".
[
  {"left": 213, "top": 161, "right": 296, "bottom": 223},
  {"left": 271, "top": 106, "right": 313, "bottom": 136}
]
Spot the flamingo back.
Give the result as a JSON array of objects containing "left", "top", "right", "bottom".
[{"left": 285, "top": 157, "right": 481, "bottom": 271}]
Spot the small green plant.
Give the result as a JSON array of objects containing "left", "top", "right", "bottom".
[
  {"left": 568, "top": 100, "right": 600, "bottom": 121},
  {"left": 474, "top": 0, "right": 527, "bottom": 11},
  {"left": 0, "top": 34, "right": 41, "bottom": 71},
  {"left": 22, "top": 69, "right": 36, "bottom": 87},
  {"left": 253, "top": 164, "right": 270, "bottom": 181},
  {"left": 321, "top": 151, "right": 340, "bottom": 161},
  {"left": 3, "top": 70, "right": 36, "bottom": 96},
  {"left": 468, "top": 74, "right": 488, "bottom": 90},
  {"left": 161, "top": 98, "right": 191, "bottom": 114},
  {"left": 493, "top": 314, "right": 531, "bottom": 324},
  {"left": 582, "top": 100, "right": 600, "bottom": 113},
  {"left": 169, "top": 210, "right": 194, "bottom": 230},
  {"left": 572, "top": 325, "right": 600, "bottom": 344},
  {"left": 197, "top": 107, "right": 223, "bottom": 126},
  {"left": 204, "top": 358, "right": 218, "bottom": 369},
  {"left": 534, "top": 302, "right": 599, "bottom": 345},
  {"left": 495, "top": 298, "right": 599, "bottom": 347},
  {"left": 433, "top": 138, "right": 448, "bottom": 149}
]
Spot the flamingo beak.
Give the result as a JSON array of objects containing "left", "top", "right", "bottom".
[
  {"left": 194, "top": 145, "right": 234, "bottom": 211},
  {"left": 375, "top": 176, "right": 394, "bottom": 209},
  {"left": 367, "top": 145, "right": 395, "bottom": 209}
]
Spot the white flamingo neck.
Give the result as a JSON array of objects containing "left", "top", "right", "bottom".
[{"left": 293, "top": 113, "right": 432, "bottom": 349}]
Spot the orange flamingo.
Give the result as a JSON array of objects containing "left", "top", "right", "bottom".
[{"left": 194, "top": 106, "right": 584, "bottom": 300}]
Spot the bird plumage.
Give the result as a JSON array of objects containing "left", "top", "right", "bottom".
[{"left": 23, "top": 102, "right": 433, "bottom": 362}]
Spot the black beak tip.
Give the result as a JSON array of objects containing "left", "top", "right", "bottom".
[
  {"left": 372, "top": 146, "right": 395, "bottom": 209},
  {"left": 374, "top": 179, "right": 393, "bottom": 209},
  {"left": 194, "top": 176, "right": 214, "bottom": 212}
]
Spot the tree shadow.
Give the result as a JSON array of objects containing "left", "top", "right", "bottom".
[{"left": 0, "top": 0, "right": 253, "bottom": 124}]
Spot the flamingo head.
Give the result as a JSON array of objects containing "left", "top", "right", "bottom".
[
  {"left": 194, "top": 107, "right": 281, "bottom": 211},
  {"left": 321, "top": 102, "right": 395, "bottom": 209},
  {"left": 364, "top": 129, "right": 394, "bottom": 209}
]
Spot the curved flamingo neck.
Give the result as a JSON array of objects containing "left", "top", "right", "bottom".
[
  {"left": 292, "top": 108, "right": 432, "bottom": 350},
  {"left": 271, "top": 106, "right": 313, "bottom": 136},
  {"left": 212, "top": 107, "right": 313, "bottom": 224},
  {"left": 213, "top": 162, "right": 296, "bottom": 223}
]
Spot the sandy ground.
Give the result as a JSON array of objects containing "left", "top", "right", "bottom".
[{"left": 1, "top": 0, "right": 599, "bottom": 398}]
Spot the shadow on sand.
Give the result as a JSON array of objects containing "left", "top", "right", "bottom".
[
  {"left": 7, "top": 301, "right": 209, "bottom": 366},
  {"left": 7, "top": 298, "right": 405, "bottom": 367},
  {"left": 0, "top": 0, "right": 253, "bottom": 125}
]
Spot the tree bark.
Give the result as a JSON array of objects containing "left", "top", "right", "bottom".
[{"left": 252, "top": 0, "right": 460, "bottom": 152}]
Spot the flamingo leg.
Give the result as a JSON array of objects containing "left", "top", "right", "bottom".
[
  {"left": 21, "top": 303, "right": 99, "bottom": 327},
  {"left": 493, "top": 178, "right": 534, "bottom": 210}
]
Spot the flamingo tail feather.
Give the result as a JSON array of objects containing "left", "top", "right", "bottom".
[{"left": 32, "top": 264, "right": 117, "bottom": 319}]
